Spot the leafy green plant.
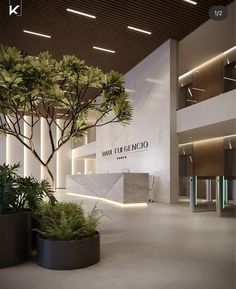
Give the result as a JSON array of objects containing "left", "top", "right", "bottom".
[
  {"left": 0, "top": 163, "right": 19, "bottom": 214},
  {"left": 0, "top": 163, "right": 57, "bottom": 214},
  {"left": 35, "top": 202, "right": 103, "bottom": 240},
  {"left": 16, "top": 176, "right": 57, "bottom": 212},
  {"left": 0, "top": 45, "right": 132, "bottom": 184}
]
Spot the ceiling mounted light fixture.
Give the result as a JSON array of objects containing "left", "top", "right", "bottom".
[
  {"left": 183, "top": 0, "right": 197, "bottom": 5},
  {"left": 66, "top": 8, "right": 96, "bottom": 19},
  {"left": 224, "top": 77, "right": 236, "bottom": 82},
  {"left": 186, "top": 99, "right": 197, "bottom": 103},
  {"left": 127, "top": 26, "right": 152, "bottom": 35},
  {"left": 192, "top": 87, "right": 205, "bottom": 92},
  {"left": 93, "top": 46, "right": 115, "bottom": 53},
  {"left": 23, "top": 30, "right": 51, "bottom": 38},
  {"left": 187, "top": 87, "right": 193, "bottom": 97}
]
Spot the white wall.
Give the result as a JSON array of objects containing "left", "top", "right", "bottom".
[
  {"left": 72, "top": 159, "right": 85, "bottom": 175},
  {"left": 96, "top": 39, "right": 178, "bottom": 203},
  {"left": 0, "top": 135, "right": 6, "bottom": 165},
  {"left": 179, "top": 2, "right": 236, "bottom": 75},
  {"left": 85, "top": 159, "right": 96, "bottom": 174},
  {"left": 72, "top": 142, "right": 96, "bottom": 159},
  {"left": 177, "top": 89, "right": 236, "bottom": 133}
]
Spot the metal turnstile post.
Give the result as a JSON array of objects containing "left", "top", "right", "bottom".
[
  {"left": 206, "top": 179, "right": 212, "bottom": 202},
  {"left": 189, "top": 176, "right": 197, "bottom": 212},
  {"left": 216, "top": 176, "right": 223, "bottom": 216}
]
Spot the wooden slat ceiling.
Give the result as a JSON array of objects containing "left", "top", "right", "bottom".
[{"left": 0, "top": 0, "right": 234, "bottom": 73}]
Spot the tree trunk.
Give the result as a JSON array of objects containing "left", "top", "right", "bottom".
[{"left": 43, "top": 164, "right": 55, "bottom": 190}]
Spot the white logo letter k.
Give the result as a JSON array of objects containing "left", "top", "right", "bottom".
[{"left": 9, "top": 5, "right": 20, "bottom": 15}]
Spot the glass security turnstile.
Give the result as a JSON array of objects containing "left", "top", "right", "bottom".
[{"left": 189, "top": 176, "right": 236, "bottom": 216}]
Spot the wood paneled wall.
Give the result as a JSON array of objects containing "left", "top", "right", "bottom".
[
  {"left": 192, "top": 56, "right": 223, "bottom": 102},
  {"left": 193, "top": 138, "right": 224, "bottom": 177},
  {"left": 225, "top": 149, "right": 236, "bottom": 178}
]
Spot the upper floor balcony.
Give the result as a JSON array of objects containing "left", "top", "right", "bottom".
[{"left": 178, "top": 46, "right": 236, "bottom": 110}]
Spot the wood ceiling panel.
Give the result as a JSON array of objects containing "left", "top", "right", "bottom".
[{"left": 0, "top": 0, "right": 234, "bottom": 73}]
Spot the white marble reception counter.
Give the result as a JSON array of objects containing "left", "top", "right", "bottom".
[{"left": 66, "top": 173, "right": 149, "bottom": 204}]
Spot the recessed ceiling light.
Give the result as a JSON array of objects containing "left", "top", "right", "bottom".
[
  {"left": 66, "top": 8, "right": 96, "bottom": 19},
  {"left": 127, "top": 26, "right": 152, "bottom": 35},
  {"left": 93, "top": 46, "right": 115, "bottom": 53},
  {"left": 183, "top": 0, "right": 197, "bottom": 5},
  {"left": 23, "top": 30, "right": 51, "bottom": 38}
]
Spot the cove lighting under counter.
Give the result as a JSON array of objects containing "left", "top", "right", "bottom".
[{"left": 66, "top": 173, "right": 149, "bottom": 207}]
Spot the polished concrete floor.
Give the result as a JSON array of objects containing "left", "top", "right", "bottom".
[{"left": 0, "top": 192, "right": 235, "bottom": 289}]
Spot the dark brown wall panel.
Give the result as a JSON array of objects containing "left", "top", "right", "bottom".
[
  {"left": 193, "top": 139, "right": 224, "bottom": 177},
  {"left": 225, "top": 149, "right": 236, "bottom": 178},
  {"left": 192, "top": 56, "right": 223, "bottom": 102}
]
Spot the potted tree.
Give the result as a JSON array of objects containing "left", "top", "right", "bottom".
[
  {"left": 0, "top": 163, "right": 56, "bottom": 268},
  {"left": 35, "top": 202, "right": 102, "bottom": 270}
]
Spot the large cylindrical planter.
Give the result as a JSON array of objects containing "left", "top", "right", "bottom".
[
  {"left": 37, "top": 232, "right": 100, "bottom": 270},
  {"left": 0, "top": 211, "right": 32, "bottom": 268}
]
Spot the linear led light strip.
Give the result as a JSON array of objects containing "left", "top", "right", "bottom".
[
  {"left": 23, "top": 30, "right": 51, "bottom": 38},
  {"left": 183, "top": 0, "right": 197, "bottom": 5},
  {"left": 67, "top": 193, "right": 147, "bottom": 208},
  {"left": 178, "top": 134, "right": 236, "bottom": 147},
  {"left": 93, "top": 46, "right": 115, "bottom": 53},
  {"left": 127, "top": 26, "right": 152, "bottom": 35},
  {"left": 223, "top": 77, "right": 236, "bottom": 82},
  {"left": 179, "top": 46, "right": 236, "bottom": 81},
  {"left": 187, "top": 87, "right": 192, "bottom": 97},
  {"left": 66, "top": 8, "right": 96, "bottom": 19},
  {"left": 186, "top": 99, "right": 197, "bottom": 103},
  {"left": 192, "top": 87, "right": 205, "bottom": 92}
]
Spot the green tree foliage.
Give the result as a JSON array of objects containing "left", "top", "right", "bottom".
[{"left": 0, "top": 46, "right": 132, "bottom": 184}]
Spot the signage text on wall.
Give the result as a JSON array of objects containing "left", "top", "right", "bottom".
[{"left": 102, "top": 141, "right": 149, "bottom": 157}]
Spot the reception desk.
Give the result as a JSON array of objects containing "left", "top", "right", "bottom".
[{"left": 66, "top": 173, "right": 149, "bottom": 205}]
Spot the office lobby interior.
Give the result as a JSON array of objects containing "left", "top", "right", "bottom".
[{"left": 0, "top": 1, "right": 235, "bottom": 289}]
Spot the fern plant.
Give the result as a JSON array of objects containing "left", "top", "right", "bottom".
[
  {"left": 0, "top": 163, "right": 57, "bottom": 214},
  {"left": 35, "top": 202, "right": 103, "bottom": 240}
]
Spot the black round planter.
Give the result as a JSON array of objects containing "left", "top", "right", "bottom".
[
  {"left": 32, "top": 217, "right": 40, "bottom": 250},
  {"left": 0, "top": 211, "right": 32, "bottom": 268},
  {"left": 37, "top": 232, "right": 100, "bottom": 270}
]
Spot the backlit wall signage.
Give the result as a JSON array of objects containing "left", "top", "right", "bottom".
[{"left": 102, "top": 141, "right": 149, "bottom": 157}]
